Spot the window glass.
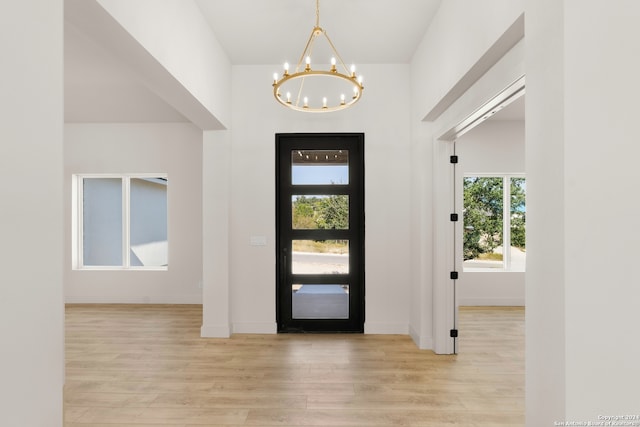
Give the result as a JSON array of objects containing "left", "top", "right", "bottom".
[
  {"left": 292, "top": 284, "right": 349, "bottom": 319},
  {"left": 291, "top": 150, "right": 348, "bottom": 185},
  {"left": 292, "top": 195, "right": 349, "bottom": 230},
  {"left": 463, "top": 176, "right": 526, "bottom": 271},
  {"left": 76, "top": 175, "right": 168, "bottom": 269},
  {"left": 130, "top": 178, "right": 168, "bottom": 267},
  {"left": 83, "top": 178, "right": 123, "bottom": 266},
  {"left": 463, "top": 177, "right": 504, "bottom": 269},
  {"left": 292, "top": 240, "right": 349, "bottom": 274},
  {"left": 510, "top": 177, "right": 526, "bottom": 272}
]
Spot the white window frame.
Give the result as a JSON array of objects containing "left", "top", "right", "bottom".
[
  {"left": 72, "top": 173, "right": 168, "bottom": 271},
  {"left": 462, "top": 173, "right": 525, "bottom": 272}
]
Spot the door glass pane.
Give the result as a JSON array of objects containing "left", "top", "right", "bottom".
[
  {"left": 292, "top": 240, "right": 349, "bottom": 274},
  {"left": 130, "top": 178, "right": 168, "bottom": 267},
  {"left": 291, "top": 150, "right": 348, "bottom": 185},
  {"left": 462, "top": 177, "right": 504, "bottom": 269},
  {"left": 292, "top": 284, "right": 349, "bottom": 319},
  {"left": 510, "top": 177, "right": 526, "bottom": 272},
  {"left": 292, "top": 195, "right": 349, "bottom": 230},
  {"left": 83, "top": 178, "right": 122, "bottom": 266}
]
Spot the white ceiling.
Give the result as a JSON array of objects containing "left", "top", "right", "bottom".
[
  {"left": 195, "top": 0, "right": 443, "bottom": 65},
  {"left": 65, "top": 0, "right": 524, "bottom": 123},
  {"left": 65, "top": 0, "right": 443, "bottom": 122}
]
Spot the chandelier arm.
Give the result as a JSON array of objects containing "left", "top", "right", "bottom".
[
  {"left": 296, "top": 75, "right": 306, "bottom": 107},
  {"left": 323, "top": 31, "right": 352, "bottom": 75},
  {"left": 296, "top": 28, "right": 319, "bottom": 72}
]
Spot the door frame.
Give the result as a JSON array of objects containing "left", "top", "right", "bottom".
[{"left": 275, "top": 133, "right": 365, "bottom": 333}]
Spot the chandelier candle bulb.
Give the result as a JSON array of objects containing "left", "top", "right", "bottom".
[
  {"left": 351, "top": 64, "right": 356, "bottom": 77},
  {"left": 273, "top": 73, "right": 278, "bottom": 85},
  {"left": 341, "top": 94, "right": 346, "bottom": 105},
  {"left": 284, "top": 62, "right": 290, "bottom": 76},
  {"left": 303, "top": 97, "right": 309, "bottom": 108},
  {"left": 305, "top": 56, "right": 311, "bottom": 71},
  {"left": 286, "top": 92, "right": 291, "bottom": 104},
  {"left": 323, "top": 97, "right": 327, "bottom": 108},
  {"left": 331, "top": 57, "right": 337, "bottom": 72}
]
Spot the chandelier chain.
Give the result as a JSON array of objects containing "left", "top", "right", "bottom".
[{"left": 316, "top": 0, "right": 320, "bottom": 28}]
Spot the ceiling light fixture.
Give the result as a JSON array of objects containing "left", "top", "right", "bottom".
[{"left": 272, "top": 0, "right": 364, "bottom": 113}]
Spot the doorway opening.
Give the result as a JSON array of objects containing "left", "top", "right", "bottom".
[{"left": 437, "top": 77, "right": 525, "bottom": 354}]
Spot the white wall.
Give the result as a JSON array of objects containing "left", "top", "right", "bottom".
[
  {"left": 64, "top": 123, "right": 203, "bottom": 303},
  {"left": 412, "top": 0, "right": 524, "bottom": 120},
  {"left": 0, "top": 1, "right": 64, "bottom": 425},
  {"left": 224, "top": 64, "right": 412, "bottom": 334},
  {"left": 456, "top": 120, "right": 525, "bottom": 305}
]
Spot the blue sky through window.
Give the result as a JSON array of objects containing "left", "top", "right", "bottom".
[{"left": 292, "top": 165, "right": 349, "bottom": 185}]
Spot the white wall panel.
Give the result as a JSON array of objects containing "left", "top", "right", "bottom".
[
  {"left": 0, "top": 1, "right": 64, "bottom": 424},
  {"left": 64, "top": 123, "right": 203, "bottom": 303}
]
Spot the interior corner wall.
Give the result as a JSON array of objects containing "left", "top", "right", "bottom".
[
  {"left": 94, "top": 0, "right": 231, "bottom": 129},
  {"left": 0, "top": 0, "right": 64, "bottom": 424},
  {"left": 456, "top": 120, "right": 525, "bottom": 306},
  {"left": 64, "top": 123, "right": 203, "bottom": 304},
  {"left": 411, "top": 0, "right": 524, "bottom": 120},
  {"left": 228, "top": 64, "right": 412, "bottom": 334}
]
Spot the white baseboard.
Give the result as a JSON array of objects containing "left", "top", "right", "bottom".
[
  {"left": 201, "top": 324, "right": 231, "bottom": 338},
  {"left": 364, "top": 322, "right": 409, "bottom": 335},
  {"left": 231, "top": 322, "right": 277, "bottom": 334},
  {"left": 459, "top": 297, "right": 525, "bottom": 306},
  {"left": 65, "top": 295, "right": 202, "bottom": 304},
  {"left": 409, "top": 325, "right": 434, "bottom": 350}
]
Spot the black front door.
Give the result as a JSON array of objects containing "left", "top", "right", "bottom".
[{"left": 276, "top": 133, "right": 364, "bottom": 332}]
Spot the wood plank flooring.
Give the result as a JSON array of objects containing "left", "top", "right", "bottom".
[{"left": 64, "top": 305, "right": 524, "bottom": 426}]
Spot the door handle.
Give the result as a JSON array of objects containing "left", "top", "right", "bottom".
[{"left": 282, "top": 247, "right": 288, "bottom": 277}]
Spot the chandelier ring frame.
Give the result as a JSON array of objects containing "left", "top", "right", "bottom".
[{"left": 273, "top": 70, "right": 364, "bottom": 113}]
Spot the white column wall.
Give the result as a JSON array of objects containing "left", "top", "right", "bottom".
[
  {"left": 202, "top": 130, "right": 231, "bottom": 337},
  {"left": 228, "top": 64, "right": 412, "bottom": 334},
  {"left": 563, "top": 0, "right": 640, "bottom": 419},
  {"left": 409, "top": 120, "right": 435, "bottom": 349},
  {"left": 525, "top": 1, "right": 566, "bottom": 423},
  {"left": 64, "top": 123, "right": 203, "bottom": 304},
  {"left": 527, "top": 0, "right": 640, "bottom": 423},
  {"left": 0, "top": 1, "right": 64, "bottom": 424}
]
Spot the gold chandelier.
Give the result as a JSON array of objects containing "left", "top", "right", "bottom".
[{"left": 272, "top": 0, "right": 364, "bottom": 113}]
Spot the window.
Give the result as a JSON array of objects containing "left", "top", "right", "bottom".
[
  {"left": 73, "top": 174, "right": 168, "bottom": 270},
  {"left": 463, "top": 175, "right": 525, "bottom": 271}
]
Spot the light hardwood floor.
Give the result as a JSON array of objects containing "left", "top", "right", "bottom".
[{"left": 64, "top": 305, "right": 524, "bottom": 426}]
